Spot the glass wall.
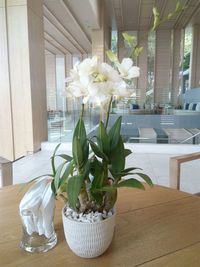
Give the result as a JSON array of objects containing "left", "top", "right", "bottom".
[
  {"left": 147, "top": 31, "right": 156, "bottom": 108},
  {"left": 46, "top": 26, "right": 200, "bottom": 146},
  {"left": 46, "top": 54, "right": 100, "bottom": 142},
  {"left": 182, "top": 26, "right": 193, "bottom": 93}
]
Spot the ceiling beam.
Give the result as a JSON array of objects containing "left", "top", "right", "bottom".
[
  {"left": 44, "top": 31, "right": 71, "bottom": 54},
  {"left": 173, "top": 0, "right": 191, "bottom": 29},
  {"left": 182, "top": 1, "right": 200, "bottom": 28},
  {"left": 44, "top": 16, "right": 83, "bottom": 54},
  {"left": 112, "top": 0, "right": 124, "bottom": 30},
  {"left": 43, "top": 4, "right": 87, "bottom": 54},
  {"left": 60, "top": 0, "right": 91, "bottom": 44},
  {"left": 45, "top": 48, "right": 56, "bottom": 55},
  {"left": 45, "top": 39, "right": 65, "bottom": 55}
]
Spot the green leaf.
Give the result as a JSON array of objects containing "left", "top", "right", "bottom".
[
  {"left": 106, "top": 50, "right": 119, "bottom": 63},
  {"left": 82, "top": 160, "right": 90, "bottom": 177},
  {"left": 72, "top": 118, "right": 89, "bottom": 169},
  {"left": 134, "top": 173, "right": 153, "bottom": 187},
  {"left": 67, "top": 175, "right": 84, "bottom": 210},
  {"left": 91, "top": 158, "right": 104, "bottom": 190},
  {"left": 151, "top": 6, "right": 160, "bottom": 31},
  {"left": 134, "top": 46, "right": 143, "bottom": 57},
  {"left": 123, "top": 167, "right": 142, "bottom": 173},
  {"left": 175, "top": 0, "right": 181, "bottom": 11},
  {"left": 51, "top": 180, "right": 56, "bottom": 195},
  {"left": 59, "top": 160, "right": 74, "bottom": 189},
  {"left": 51, "top": 143, "right": 61, "bottom": 175},
  {"left": 56, "top": 154, "right": 72, "bottom": 162},
  {"left": 96, "top": 186, "right": 116, "bottom": 193},
  {"left": 111, "top": 167, "right": 142, "bottom": 178},
  {"left": 54, "top": 162, "right": 67, "bottom": 192},
  {"left": 73, "top": 118, "right": 86, "bottom": 147},
  {"left": 124, "top": 149, "right": 132, "bottom": 157},
  {"left": 110, "top": 136, "right": 125, "bottom": 176},
  {"left": 88, "top": 139, "right": 109, "bottom": 161},
  {"left": 108, "top": 116, "right": 122, "bottom": 150},
  {"left": 90, "top": 159, "right": 105, "bottom": 205},
  {"left": 122, "top": 32, "right": 136, "bottom": 43},
  {"left": 83, "top": 141, "right": 89, "bottom": 163},
  {"left": 117, "top": 179, "right": 145, "bottom": 190},
  {"left": 73, "top": 136, "right": 83, "bottom": 169},
  {"left": 167, "top": 12, "right": 173, "bottom": 19},
  {"left": 98, "top": 121, "right": 110, "bottom": 155}
]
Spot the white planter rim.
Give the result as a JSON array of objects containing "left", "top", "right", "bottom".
[{"left": 62, "top": 206, "right": 115, "bottom": 225}]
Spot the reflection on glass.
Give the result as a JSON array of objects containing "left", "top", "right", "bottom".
[
  {"left": 147, "top": 31, "right": 155, "bottom": 108},
  {"left": 182, "top": 26, "right": 192, "bottom": 93}
]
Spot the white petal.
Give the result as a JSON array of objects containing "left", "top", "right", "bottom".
[
  {"left": 83, "top": 95, "right": 90, "bottom": 104},
  {"left": 101, "top": 63, "right": 120, "bottom": 82},
  {"left": 79, "top": 75, "right": 90, "bottom": 87},
  {"left": 126, "top": 66, "right": 140, "bottom": 79},
  {"left": 121, "top": 58, "right": 133, "bottom": 71},
  {"left": 88, "top": 83, "right": 99, "bottom": 96}
]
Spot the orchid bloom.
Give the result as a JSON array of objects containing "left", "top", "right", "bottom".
[
  {"left": 117, "top": 58, "right": 140, "bottom": 80},
  {"left": 64, "top": 55, "right": 140, "bottom": 106}
]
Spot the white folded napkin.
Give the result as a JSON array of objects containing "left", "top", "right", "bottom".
[{"left": 19, "top": 177, "right": 55, "bottom": 238}]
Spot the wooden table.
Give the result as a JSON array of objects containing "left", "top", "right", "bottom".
[{"left": 1, "top": 185, "right": 200, "bottom": 267}]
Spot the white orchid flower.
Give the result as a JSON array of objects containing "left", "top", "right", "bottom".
[
  {"left": 117, "top": 58, "right": 140, "bottom": 80},
  {"left": 66, "top": 74, "right": 90, "bottom": 98},
  {"left": 83, "top": 81, "right": 113, "bottom": 105},
  {"left": 78, "top": 56, "right": 98, "bottom": 76},
  {"left": 100, "top": 63, "right": 121, "bottom": 83},
  {"left": 65, "top": 64, "right": 79, "bottom": 83},
  {"left": 64, "top": 55, "right": 140, "bottom": 107},
  {"left": 113, "top": 80, "right": 130, "bottom": 97}
]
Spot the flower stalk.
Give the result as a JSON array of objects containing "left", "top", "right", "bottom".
[{"left": 105, "top": 96, "right": 113, "bottom": 130}]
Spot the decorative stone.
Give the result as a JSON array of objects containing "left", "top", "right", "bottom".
[{"left": 63, "top": 208, "right": 113, "bottom": 223}]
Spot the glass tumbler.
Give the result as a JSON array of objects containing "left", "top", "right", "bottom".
[{"left": 20, "top": 211, "right": 57, "bottom": 253}]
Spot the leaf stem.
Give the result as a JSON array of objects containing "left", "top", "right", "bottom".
[
  {"left": 81, "top": 103, "right": 84, "bottom": 119},
  {"left": 105, "top": 97, "right": 113, "bottom": 130}
]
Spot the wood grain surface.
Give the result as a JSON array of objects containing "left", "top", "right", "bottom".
[{"left": 1, "top": 185, "right": 200, "bottom": 267}]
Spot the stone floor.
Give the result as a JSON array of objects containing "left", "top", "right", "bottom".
[{"left": 11, "top": 143, "right": 200, "bottom": 195}]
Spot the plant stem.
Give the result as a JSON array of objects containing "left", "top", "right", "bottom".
[
  {"left": 105, "top": 96, "right": 113, "bottom": 130},
  {"left": 81, "top": 103, "right": 84, "bottom": 119}
]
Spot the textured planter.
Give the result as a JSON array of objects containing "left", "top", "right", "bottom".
[{"left": 62, "top": 207, "right": 116, "bottom": 258}]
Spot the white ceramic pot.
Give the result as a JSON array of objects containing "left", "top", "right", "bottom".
[{"left": 62, "top": 207, "right": 116, "bottom": 258}]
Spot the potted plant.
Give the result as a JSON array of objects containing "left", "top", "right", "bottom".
[{"left": 49, "top": 49, "right": 154, "bottom": 258}]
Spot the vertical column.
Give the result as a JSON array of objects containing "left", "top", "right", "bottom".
[
  {"left": 137, "top": 30, "right": 148, "bottom": 105},
  {"left": 91, "top": 0, "right": 107, "bottom": 62},
  {"left": 26, "top": 0, "right": 47, "bottom": 153},
  {"left": 0, "top": 0, "right": 14, "bottom": 160},
  {"left": 56, "top": 55, "right": 65, "bottom": 111},
  {"left": 171, "top": 29, "right": 182, "bottom": 106},
  {"left": 190, "top": 24, "right": 200, "bottom": 88},
  {"left": 45, "top": 53, "right": 57, "bottom": 111},
  {"left": 0, "top": 0, "right": 47, "bottom": 161},
  {"left": 154, "top": 30, "right": 172, "bottom": 104}
]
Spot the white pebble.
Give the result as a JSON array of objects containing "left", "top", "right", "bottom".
[{"left": 64, "top": 207, "right": 114, "bottom": 223}]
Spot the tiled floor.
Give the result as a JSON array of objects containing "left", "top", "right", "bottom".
[{"left": 12, "top": 144, "right": 200, "bottom": 195}]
